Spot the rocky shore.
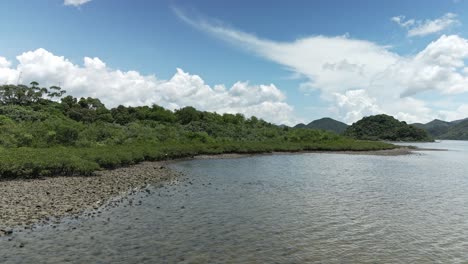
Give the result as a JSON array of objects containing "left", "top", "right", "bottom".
[
  {"left": 0, "top": 147, "right": 425, "bottom": 236},
  {"left": 0, "top": 161, "right": 180, "bottom": 235}
]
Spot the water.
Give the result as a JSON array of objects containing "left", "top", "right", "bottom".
[{"left": 2, "top": 141, "right": 468, "bottom": 263}]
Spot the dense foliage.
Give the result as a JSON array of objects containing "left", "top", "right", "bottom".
[
  {"left": 0, "top": 83, "right": 396, "bottom": 178},
  {"left": 412, "top": 119, "right": 451, "bottom": 138},
  {"left": 295, "top": 117, "right": 348, "bottom": 134},
  {"left": 413, "top": 118, "right": 468, "bottom": 140},
  {"left": 438, "top": 119, "right": 468, "bottom": 140},
  {"left": 344, "top": 114, "right": 432, "bottom": 142}
]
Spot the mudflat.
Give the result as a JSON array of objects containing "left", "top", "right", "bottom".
[
  {"left": 0, "top": 161, "right": 180, "bottom": 234},
  {"left": 0, "top": 146, "right": 433, "bottom": 235}
]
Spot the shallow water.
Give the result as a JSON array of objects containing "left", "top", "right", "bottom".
[{"left": 1, "top": 140, "right": 468, "bottom": 263}]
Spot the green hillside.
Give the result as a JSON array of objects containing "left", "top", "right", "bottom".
[
  {"left": 294, "top": 123, "right": 307, "bottom": 129},
  {"left": 0, "top": 83, "right": 395, "bottom": 178},
  {"left": 450, "top": 118, "right": 468, "bottom": 125},
  {"left": 304, "top": 118, "right": 348, "bottom": 134},
  {"left": 412, "top": 118, "right": 468, "bottom": 140},
  {"left": 414, "top": 119, "right": 451, "bottom": 138},
  {"left": 439, "top": 119, "right": 468, "bottom": 140},
  {"left": 344, "top": 114, "right": 432, "bottom": 142}
]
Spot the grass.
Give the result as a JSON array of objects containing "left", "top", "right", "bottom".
[{"left": 0, "top": 139, "right": 396, "bottom": 178}]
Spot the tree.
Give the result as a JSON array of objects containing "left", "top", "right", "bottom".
[
  {"left": 0, "top": 83, "right": 66, "bottom": 106},
  {"left": 48, "top": 86, "right": 66, "bottom": 99},
  {"left": 175, "top": 106, "right": 201, "bottom": 125}
]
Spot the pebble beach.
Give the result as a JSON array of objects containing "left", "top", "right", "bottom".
[{"left": 0, "top": 161, "right": 180, "bottom": 235}]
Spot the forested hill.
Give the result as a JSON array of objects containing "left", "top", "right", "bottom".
[
  {"left": 344, "top": 114, "right": 432, "bottom": 142},
  {"left": 295, "top": 118, "right": 348, "bottom": 134},
  {"left": 0, "top": 83, "right": 395, "bottom": 178},
  {"left": 412, "top": 118, "right": 468, "bottom": 140},
  {"left": 439, "top": 120, "right": 468, "bottom": 140}
]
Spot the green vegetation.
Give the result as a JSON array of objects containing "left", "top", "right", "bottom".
[
  {"left": 413, "top": 118, "right": 468, "bottom": 140},
  {"left": 344, "top": 114, "right": 432, "bottom": 142},
  {"left": 295, "top": 117, "right": 348, "bottom": 134},
  {"left": 412, "top": 119, "right": 451, "bottom": 138},
  {"left": 438, "top": 119, "right": 468, "bottom": 140},
  {"left": 0, "top": 83, "right": 396, "bottom": 178}
]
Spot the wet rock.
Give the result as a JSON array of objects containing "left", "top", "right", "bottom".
[
  {"left": 0, "top": 229, "right": 13, "bottom": 236},
  {"left": 0, "top": 161, "right": 179, "bottom": 231}
]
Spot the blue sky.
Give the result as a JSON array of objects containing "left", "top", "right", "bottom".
[{"left": 1, "top": 0, "right": 468, "bottom": 125}]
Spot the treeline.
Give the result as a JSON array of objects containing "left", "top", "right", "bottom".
[{"left": 0, "top": 83, "right": 395, "bottom": 178}]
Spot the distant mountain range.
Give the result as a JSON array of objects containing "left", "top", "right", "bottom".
[
  {"left": 294, "top": 117, "right": 348, "bottom": 134},
  {"left": 294, "top": 116, "right": 468, "bottom": 140},
  {"left": 412, "top": 118, "right": 468, "bottom": 140}
]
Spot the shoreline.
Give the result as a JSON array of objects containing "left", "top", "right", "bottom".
[
  {"left": 190, "top": 146, "right": 419, "bottom": 160},
  {"left": 0, "top": 161, "right": 182, "bottom": 235},
  {"left": 0, "top": 146, "right": 441, "bottom": 235}
]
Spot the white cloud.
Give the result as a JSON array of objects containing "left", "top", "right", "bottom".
[
  {"left": 391, "top": 16, "right": 415, "bottom": 28},
  {"left": 333, "top": 89, "right": 382, "bottom": 123},
  {"left": 0, "top": 57, "right": 17, "bottom": 84},
  {"left": 0, "top": 49, "right": 299, "bottom": 125},
  {"left": 0, "top": 57, "right": 11, "bottom": 68},
  {"left": 386, "top": 35, "right": 468, "bottom": 97},
  {"left": 64, "top": 0, "right": 92, "bottom": 7},
  {"left": 392, "top": 13, "right": 459, "bottom": 37},
  {"left": 438, "top": 104, "right": 468, "bottom": 121},
  {"left": 175, "top": 10, "right": 468, "bottom": 123}
]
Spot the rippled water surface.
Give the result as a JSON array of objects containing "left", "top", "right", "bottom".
[{"left": 2, "top": 141, "right": 468, "bottom": 263}]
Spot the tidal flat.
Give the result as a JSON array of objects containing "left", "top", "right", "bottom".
[
  {"left": 0, "top": 162, "right": 182, "bottom": 233},
  {"left": 2, "top": 143, "right": 462, "bottom": 264},
  {"left": 0, "top": 147, "right": 414, "bottom": 233}
]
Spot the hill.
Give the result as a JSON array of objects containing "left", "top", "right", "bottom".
[
  {"left": 450, "top": 117, "right": 468, "bottom": 125},
  {"left": 304, "top": 118, "right": 348, "bottom": 134},
  {"left": 344, "top": 114, "right": 432, "bottom": 142},
  {"left": 412, "top": 119, "right": 451, "bottom": 138},
  {"left": 294, "top": 118, "right": 348, "bottom": 134},
  {"left": 439, "top": 119, "right": 468, "bottom": 140},
  {"left": 412, "top": 118, "right": 468, "bottom": 139},
  {"left": 294, "top": 123, "right": 307, "bottom": 129}
]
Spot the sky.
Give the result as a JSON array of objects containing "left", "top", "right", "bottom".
[{"left": 1, "top": 0, "right": 468, "bottom": 125}]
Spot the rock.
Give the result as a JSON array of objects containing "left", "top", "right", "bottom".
[
  {"left": 0, "top": 229, "right": 13, "bottom": 236},
  {"left": 0, "top": 161, "right": 179, "bottom": 231}
]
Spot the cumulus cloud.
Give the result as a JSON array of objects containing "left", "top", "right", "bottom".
[
  {"left": 438, "top": 104, "right": 468, "bottom": 121},
  {"left": 0, "top": 49, "right": 299, "bottom": 125},
  {"left": 64, "top": 0, "right": 92, "bottom": 7},
  {"left": 0, "top": 57, "right": 17, "bottom": 84},
  {"left": 391, "top": 13, "right": 459, "bottom": 37},
  {"left": 0, "top": 57, "right": 11, "bottom": 68},
  {"left": 333, "top": 90, "right": 382, "bottom": 124},
  {"left": 175, "top": 10, "right": 468, "bottom": 123}
]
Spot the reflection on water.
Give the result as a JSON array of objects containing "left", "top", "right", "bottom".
[{"left": 2, "top": 141, "right": 468, "bottom": 263}]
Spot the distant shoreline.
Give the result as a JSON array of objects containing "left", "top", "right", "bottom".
[
  {"left": 190, "top": 146, "right": 448, "bottom": 160},
  {"left": 0, "top": 146, "right": 443, "bottom": 235}
]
